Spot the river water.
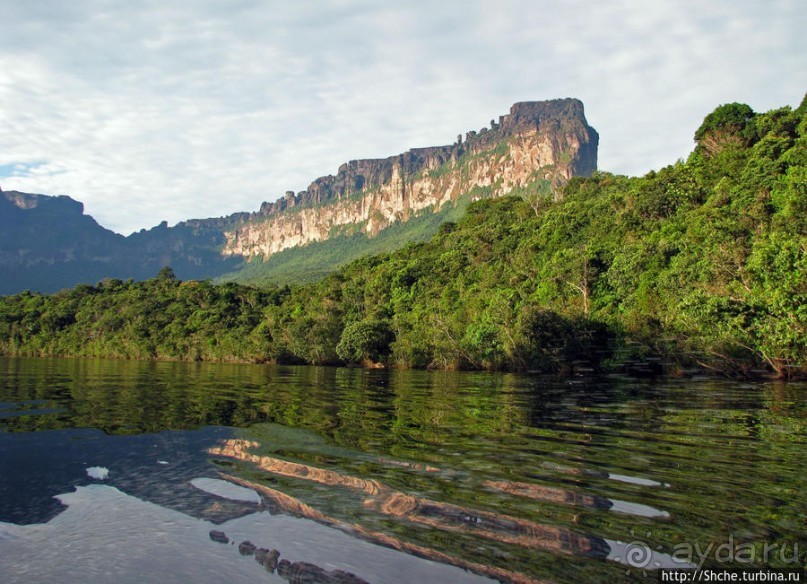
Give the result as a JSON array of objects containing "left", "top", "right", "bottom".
[{"left": 0, "top": 357, "right": 804, "bottom": 583}]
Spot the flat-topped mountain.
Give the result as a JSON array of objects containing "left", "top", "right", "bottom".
[
  {"left": 224, "top": 99, "right": 597, "bottom": 259},
  {"left": 0, "top": 98, "right": 598, "bottom": 294}
]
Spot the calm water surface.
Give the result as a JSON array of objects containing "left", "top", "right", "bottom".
[{"left": 0, "top": 357, "right": 804, "bottom": 583}]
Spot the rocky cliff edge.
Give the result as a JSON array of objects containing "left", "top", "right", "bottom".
[{"left": 224, "top": 98, "right": 598, "bottom": 259}]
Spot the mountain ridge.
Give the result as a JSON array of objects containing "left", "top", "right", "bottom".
[
  {"left": 222, "top": 98, "right": 597, "bottom": 259},
  {"left": 0, "top": 98, "right": 598, "bottom": 294},
  {"left": 1, "top": 97, "right": 804, "bottom": 377}
]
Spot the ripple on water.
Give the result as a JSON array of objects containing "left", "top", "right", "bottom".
[{"left": 1, "top": 358, "right": 805, "bottom": 584}]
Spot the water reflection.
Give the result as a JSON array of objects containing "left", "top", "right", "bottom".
[
  {"left": 211, "top": 438, "right": 608, "bottom": 558},
  {"left": 220, "top": 474, "right": 535, "bottom": 584},
  {"left": 0, "top": 426, "right": 254, "bottom": 526},
  {"left": 1, "top": 483, "right": 492, "bottom": 584},
  {"left": 0, "top": 357, "right": 805, "bottom": 584}
]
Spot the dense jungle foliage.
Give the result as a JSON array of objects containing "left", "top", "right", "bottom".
[{"left": 1, "top": 99, "right": 805, "bottom": 377}]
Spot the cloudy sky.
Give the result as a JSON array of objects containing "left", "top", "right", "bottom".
[{"left": 0, "top": 0, "right": 804, "bottom": 234}]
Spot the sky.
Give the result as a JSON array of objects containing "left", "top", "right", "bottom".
[{"left": 0, "top": 0, "right": 804, "bottom": 235}]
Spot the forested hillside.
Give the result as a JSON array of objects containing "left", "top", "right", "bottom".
[
  {"left": 1, "top": 99, "right": 804, "bottom": 378},
  {"left": 1, "top": 99, "right": 596, "bottom": 294}
]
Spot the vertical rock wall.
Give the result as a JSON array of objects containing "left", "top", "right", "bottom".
[{"left": 227, "top": 99, "right": 598, "bottom": 259}]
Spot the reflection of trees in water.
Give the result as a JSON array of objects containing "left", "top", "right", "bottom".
[
  {"left": 7, "top": 360, "right": 805, "bottom": 579},
  {"left": 212, "top": 439, "right": 612, "bottom": 583},
  {"left": 0, "top": 359, "right": 621, "bottom": 444}
]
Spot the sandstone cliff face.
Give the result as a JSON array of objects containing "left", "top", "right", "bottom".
[
  {"left": 0, "top": 99, "right": 597, "bottom": 293},
  {"left": 223, "top": 99, "right": 598, "bottom": 260}
]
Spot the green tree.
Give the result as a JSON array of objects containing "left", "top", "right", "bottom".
[
  {"left": 336, "top": 319, "right": 395, "bottom": 364},
  {"left": 694, "top": 102, "right": 756, "bottom": 155}
]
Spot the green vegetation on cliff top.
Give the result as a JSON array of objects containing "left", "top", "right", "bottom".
[{"left": 1, "top": 98, "right": 805, "bottom": 377}]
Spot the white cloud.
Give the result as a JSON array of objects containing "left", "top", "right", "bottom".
[{"left": 0, "top": 0, "right": 804, "bottom": 234}]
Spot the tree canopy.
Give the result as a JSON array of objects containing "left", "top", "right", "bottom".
[{"left": 1, "top": 98, "right": 805, "bottom": 378}]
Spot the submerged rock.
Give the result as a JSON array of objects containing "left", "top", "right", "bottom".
[
  {"left": 208, "top": 530, "right": 229, "bottom": 544},
  {"left": 276, "top": 559, "right": 291, "bottom": 577},
  {"left": 238, "top": 540, "right": 257, "bottom": 556},
  {"left": 275, "top": 559, "right": 371, "bottom": 583},
  {"left": 255, "top": 548, "right": 280, "bottom": 572}
]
